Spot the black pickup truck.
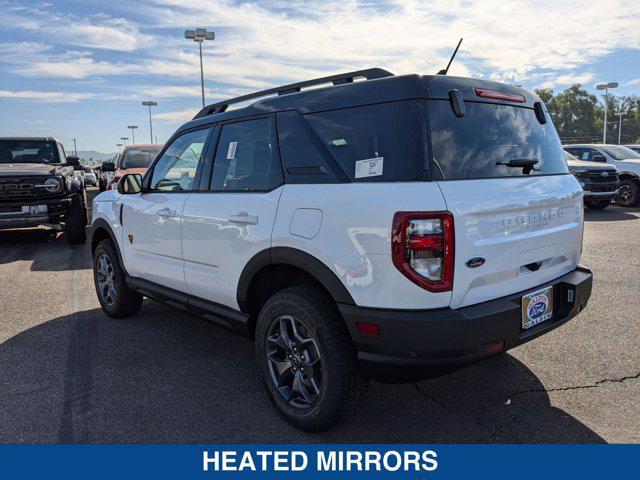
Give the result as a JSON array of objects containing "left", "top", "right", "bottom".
[
  {"left": 0, "top": 137, "right": 88, "bottom": 243},
  {"left": 564, "top": 150, "right": 619, "bottom": 209}
]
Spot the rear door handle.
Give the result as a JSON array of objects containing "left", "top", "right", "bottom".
[
  {"left": 157, "top": 207, "right": 176, "bottom": 218},
  {"left": 228, "top": 214, "right": 258, "bottom": 225}
]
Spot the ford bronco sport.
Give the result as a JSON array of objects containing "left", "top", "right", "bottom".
[
  {"left": 90, "top": 69, "right": 592, "bottom": 431},
  {"left": 0, "top": 137, "right": 88, "bottom": 243}
]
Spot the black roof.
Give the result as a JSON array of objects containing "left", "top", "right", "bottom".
[{"left": 177, "top": 68, "right": 541, "bottom": 134}]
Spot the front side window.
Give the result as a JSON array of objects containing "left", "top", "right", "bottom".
[
  {"left": 305, "top": 103, "right": 396, "bottom": 182},
  {"left": 150, "top": 129, "right": 210, "bottom": 191},
  {"left": 210, "top": 118, "right": 278, "bottom": 191},
  {"left": 429, "top": 100, "right": 568, "bottom": 180}
]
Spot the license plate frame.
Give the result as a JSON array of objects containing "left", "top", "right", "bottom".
[{"left": 521, "top": 286, "right": 554, "bottom": 330}]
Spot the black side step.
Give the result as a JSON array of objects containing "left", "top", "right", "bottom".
[{"left": 127, "top": 277, "right": 251, "bottom": 335}]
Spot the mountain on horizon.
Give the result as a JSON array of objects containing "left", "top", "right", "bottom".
[{"left": 77, "top": 150, "right": 117, "bottom": 162}]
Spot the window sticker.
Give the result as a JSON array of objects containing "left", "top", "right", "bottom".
[
  {"left": 355, "top": 157, "right": 383, "bottom": 178},
  {"left": 227, "top": 141, "right": 238, "bottom": 160}
]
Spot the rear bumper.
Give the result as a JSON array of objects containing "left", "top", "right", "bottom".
[{"left": 339, "top": 266, "right": 592, "bottom": 383}]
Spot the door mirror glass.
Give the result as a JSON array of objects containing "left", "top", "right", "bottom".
[
  {"left": 117, "top": 173, "right": 142, "bottom": 195},
  {"left": 65, "top": 155, "right": 80, "bottom": 166},
  {"left": 101, "top": 161, "right": 116, "bottom": 172}
]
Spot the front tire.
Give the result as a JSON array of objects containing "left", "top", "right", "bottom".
[
  {"left": 616, "top": 179, "right": 640, "bottom": 207},
  {"left": 93, "top": 239, "right": 142, "bottom": 318},
  {"left": 65, "top": 192, "right": 87, "bottom": 244},
  {"left": 584, "top": 198, "right": 610, "bottom": 209},
  {"left": 255, "top": 286, "right": 367, "bottom": 432}
]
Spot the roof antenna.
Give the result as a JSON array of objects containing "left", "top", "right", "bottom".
[{"left": 437, "top": 38, "right": 463, "bottom": 75}]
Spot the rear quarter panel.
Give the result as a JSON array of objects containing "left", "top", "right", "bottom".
[{"left": 273, "top": 183, "right": 452, "bottom": 309}]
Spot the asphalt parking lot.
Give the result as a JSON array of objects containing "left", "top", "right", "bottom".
[{"left": 0, "top": 188, "right": 638, "bottom": 443}]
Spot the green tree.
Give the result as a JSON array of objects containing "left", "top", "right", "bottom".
[{"left": 535, "top": 84, "right": 640, "bottom": 144}]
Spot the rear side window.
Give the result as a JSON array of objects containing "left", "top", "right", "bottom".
[
  {"left": 428, "top": 100, "right": 568, "bottom": 180},
  {"left": 277, "top": 111, "right": 343, "bottom": 183},
  {"left": 305, "top": 103, "right": 396, "bottom": 182},
  {"left": 211, "top": 118, "right": 279, "bottom": 192}
]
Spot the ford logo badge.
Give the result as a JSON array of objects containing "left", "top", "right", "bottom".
[
  {"left": 465, "top": 257, "right": 485, "bottom": 268},
  {"left": 600, "top": 171, "right": 609, "bottom": 177}
]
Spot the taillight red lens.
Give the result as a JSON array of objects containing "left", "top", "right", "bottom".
[
  {"left": 474, "top": 88, "right": 525, "bottom": 103},
  {"left": 391, "top": 212, "right": 454, "bottom": 292}
]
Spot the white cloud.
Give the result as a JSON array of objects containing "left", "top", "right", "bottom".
[
  {"left": 48, "top": 17, "right": 153, "bottom": 52},
  {"left": 0, "top": 89, "right": 92, "bottom": 102},
  {"left": 537, "top": 72, "right": 596, "bottom": 89},
  {"left": 140, "top": 0, "right": 640, "bottom": 89},
  {"left": 154, "top": 107, "right": 199, "bottom": 123},
  {"left": 0, "top": 3, "right": 150, "bottom": 52}
]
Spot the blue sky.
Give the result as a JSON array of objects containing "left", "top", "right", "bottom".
[{"left": 1, "top": 0, "right": 639, "bottom": 154}]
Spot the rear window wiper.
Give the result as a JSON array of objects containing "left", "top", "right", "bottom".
[{"left": 496, "top": 158, "right": 539, "bottom": 174}]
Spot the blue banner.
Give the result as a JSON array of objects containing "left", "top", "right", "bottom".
[{"left": 0, "top": 444, "right": 636, "bottom": 479}]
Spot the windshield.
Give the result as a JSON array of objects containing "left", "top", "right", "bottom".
[
  {"left": 120, "top": 147, "right": 161, "bottom": 169},
  {"left": 428, "top": 101, "right": 568, "bottom": 180},
  {"left": 0, "top": 140, "right": 60, "bottom": 164},
  {"left": 600, "top": 146, "right": 640, "bottom": 160}
]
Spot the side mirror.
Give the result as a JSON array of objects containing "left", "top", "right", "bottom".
[
  {"left": 65, "top": 155, "right": 84, "bottom": 170},
  {"left": 101, "top": 161, "right": 116, "bottom": 172},
  {"left": 117, "top": 173, "right": 142, "bottom": 195},
  {"left": 592, "top": 154, "right": 606, "bottom": 162},
  {"left": 65, "top": 155, "right": 80, "bottom": 165}
]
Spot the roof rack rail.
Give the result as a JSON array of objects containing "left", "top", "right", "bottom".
[{"left": 193, "top": 68, "right": 394, "bottom": 119}]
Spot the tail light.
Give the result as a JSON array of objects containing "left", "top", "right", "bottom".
[{"left": 391, "top": 212, "right": 454, "bottom": 292}]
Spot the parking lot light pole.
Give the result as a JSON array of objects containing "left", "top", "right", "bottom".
[
  {"left": 142, "top": 101, "right": 157, "bottom": 144},
  {"left": 185, "top": 28, "right": 215, "bottom": 108},
  {"left": 127, "top": 125, "right": 138, "bottom": 145},
  {"left": 596, "top": 82, "right": 618, "bottom": 144},
  {"left": 116, "top": 143, "right": 123, "bottom": 153},
  {"left": 614, "top": 111, "right": 626, "bottom": 145},
  {"left": 121, "top": 137, "right": 129, "bottom": 147},
  {"left": 72, "top": 138, "right": 77, "bottom": 156}
]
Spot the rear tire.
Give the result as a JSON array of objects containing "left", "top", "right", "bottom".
[
  {"left": 93, "top": 239, "right": 142, "bottom": 318},
  {"left": 65, "top": 192, "right": 87, "bottom": 244},
  {"left": 255, "top": 286, "right": 367, "bottom": 432},
  {"left": 584, "top": 198, "right": 610, "bottom": 209},
  {"left": 616, "top": 179, "right": 640, "bottom": 207}
]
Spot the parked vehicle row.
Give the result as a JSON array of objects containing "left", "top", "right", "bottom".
[
  {"left": 564, "top": 144, "right": 640, "bottom": 207},
  {"left": 90, "top": 69, "right": 593, "bottom": 431},
  {"left": 0, "top": 137, "right": 88, "bottom": 243},
  {"left": 99, "top": 144, "right": 163, "bottom": 191}
]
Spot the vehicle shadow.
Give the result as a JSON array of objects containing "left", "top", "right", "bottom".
[
  {"left": 0, "top": 228, "right": 90, "bottom": 271},
  {"left": 0, "top": 302, "right": 605, "bottom": 443},
  {"left": 584, "top": 206, "right": 638, "bottom": 222}
]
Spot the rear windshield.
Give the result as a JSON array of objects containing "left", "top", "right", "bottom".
[
  {"left": 428, "top": 100, "right": 568, "bottom": 180},
  {"left": 120, "top": 147, "right": 161, "bottom": 169},
  {"left": 0, "top": 140, "right": 60, "bottom": 164}
]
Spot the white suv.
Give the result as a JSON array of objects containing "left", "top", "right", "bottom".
[
  {"left": 564, "top": 144, "right": 640, "bottom": 207},
  {"left": 90, "top": 69, "right": 592, "bottom": 431}
]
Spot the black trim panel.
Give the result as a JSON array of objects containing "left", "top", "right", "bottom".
[
  {"left": 339, "top": 266, "right": 593, "bottom": 383},
  {"left": 236, "top": 247, "right": 355, "bottom": 312},
  {"left": 127, "top": 276, "right": 250, "bottom": 335},
  {"left": 90, "top": 218, "right": 129, "bottom": 276}
]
